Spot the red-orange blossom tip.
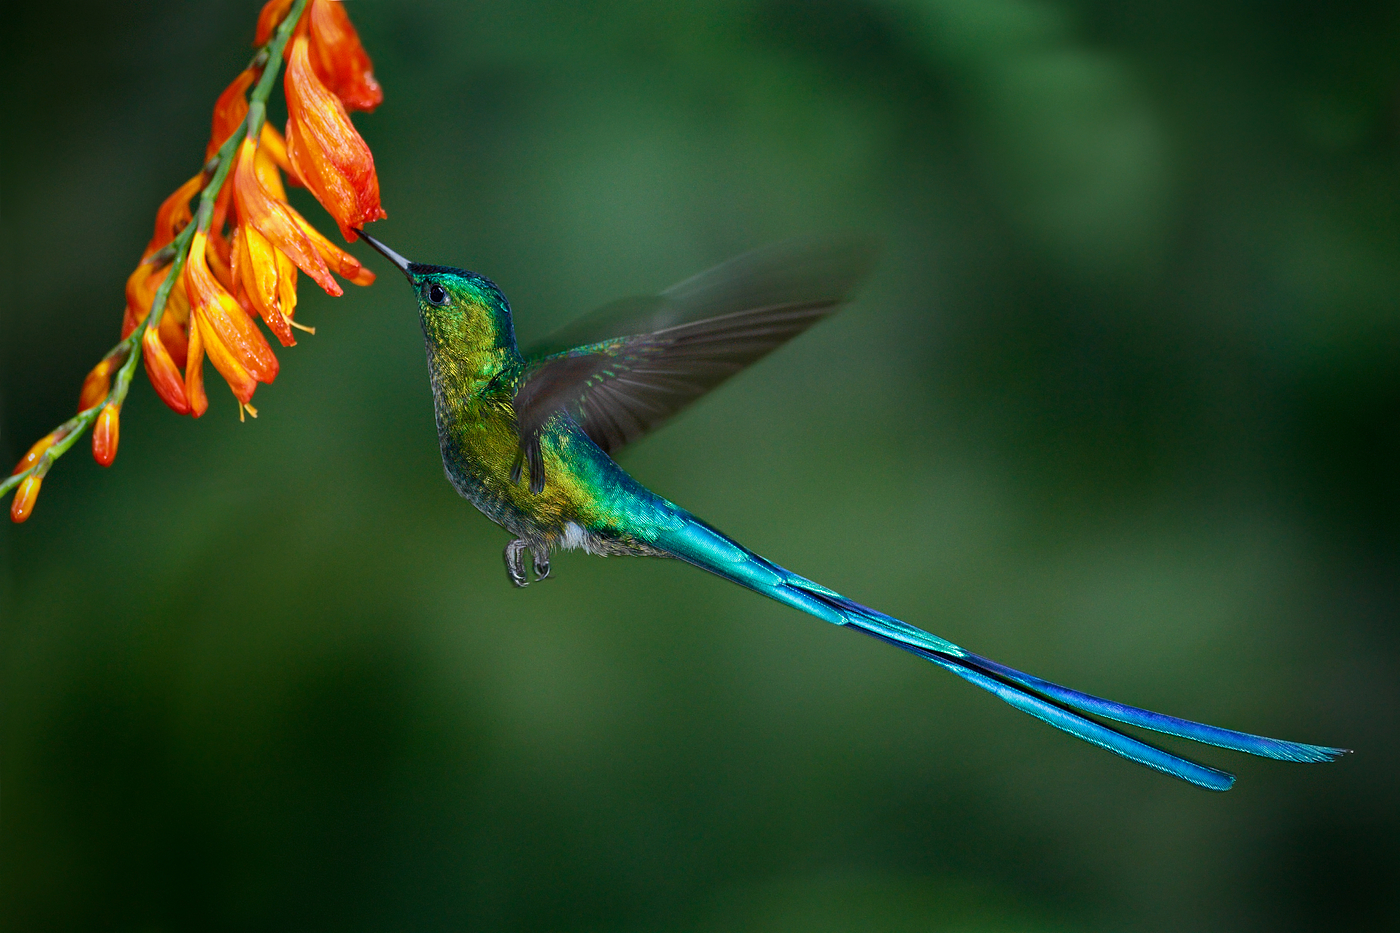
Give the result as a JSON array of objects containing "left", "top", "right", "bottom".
[
  {"left": 10, "top": 475, "right": 41, "bottom": 523},
  {"left": 92, "top": 404, "right": 121, "bottom": 467}
]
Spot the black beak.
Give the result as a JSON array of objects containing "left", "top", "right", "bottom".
[{"left": 354, "top": 228, "right": 412, "bottom": 279}]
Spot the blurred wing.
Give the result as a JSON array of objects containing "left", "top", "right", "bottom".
[{"left": 512, "top": 236, "right": 878, "bottom": 491}]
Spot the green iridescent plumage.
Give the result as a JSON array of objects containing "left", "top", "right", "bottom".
[{"left": 356, "top": 229, "right": 1346, "bottom": 791}]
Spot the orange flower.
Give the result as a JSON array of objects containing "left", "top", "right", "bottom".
[
  {"left": 10, "top": 475, "right": 41, "bottom": 523},
  {"left": 207, "top": 69, "right": 256, "bottom": 161},
  {"left": 9, "top": 0, "right": 389, "bottom": 524},
  {"left": 207, "top": 225, "right": 238, "bottom": 292},
  {"left": 255, "top": 0, "right": 294, "bottom": 45},
  {"left": 159, "top": 269, "right": 194, "bottom": 370},
  {"left": 79, "top": 360, "right": 113, "bottom": 411},
  {"left": 258, "top": 122, "right": 301, "bottom": 185},
  {"left": 145, "top": 174, "right": 202, "bottom": 258},
  {"left": 92, "top": 404, "right": 121, "bottom": 467},
  {"left": 257, "top": 0, "right": 382, "bottom": 113},
  {"left": 183, "top": 230, "right": 279, "bottom": 407},
  {"left": 284, "top": 35, "right": 385, "bottom": 240},
  {"left": 232, "top": 136, "right": 340, "bottom": 295},
  {"left": 12, "top": 431, "right": 62, "bottom": 476},
  {"left": 305, "top": 0, "right": 382, "bottom": 112},
  {"left": 143, "top": 324, "right": 192, "bottom": 415},
  {"left": 122, "top": 262, "right": 160, "bottom": 338},
  {"left": 231, "top": 220, "right": 300, "bottom": 346},
  {"left": 79, "top": 348, "right": 129, "bottom": 411},
  {"left": 124, "top": 262, "right": 194, "bottom": 374},
  {"left": 9, "top": 431, "right": 64, "bottom": 521}
]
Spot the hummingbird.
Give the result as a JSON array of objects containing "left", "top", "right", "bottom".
[{"left": 355, "top": 229, "right": 1345, "bottom": 791}]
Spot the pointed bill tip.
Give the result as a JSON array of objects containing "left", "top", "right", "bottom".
[{"left": 354, "top": 227, "right": 413, "bottom": 278}]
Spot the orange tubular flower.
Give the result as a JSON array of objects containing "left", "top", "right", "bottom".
[
  {"left": 305, "top": 0, "right": 383, "bottom": 112},
  {"left": 232, "top": 219, "right": 300, "bottom": 346},
  {"left": 184, "top": 307, "right": 209, "bottom": 417},
  {"left": 231, "top": 136, "right": 340, "bottom": 295},
  {"left": 12, "top": 431, "right": 63, "bottom": 476},
  {"left": 184, "top": 230, "right": 279, "bottom": 407},
  {"left": 285, "top": 35, "right": 386, "bottom": 240},
  {"left": 292, "top": 213, "right": 376, "bottom": 286},
  {"left": 255, "top": 0, "right": 294, "bottom": 45},
  {"left": 145, "top": 174, "right": 203, "bottom": 258},
  {"left": 122, "top": 263, "right": 162, "bottom": 339},
  {"left": 79, "top": 362, "right": 112, "bottom": 411},
  {"left": 207, "top": 69, "right": 256, "bottom": 161},
  {"left": 92, "top": 404, "right": 121, "bottom": 467},
  {"left": 259, "top": 122, "right": 301, "bottom": 185},
  {"left": 143, "top": 325, "right": 192, "bottom": 415},
  {"left": 124, "top": 261, "right": 193, "bottom": 373},
  {"left": 79, "top": 349, "right": 127, "bottom": 411},
  {"left": 10, "top": 475, "right": 41, "bottom": 523},
  {"left": 8, "top": 0, "right": 389, "bottom": 522}
]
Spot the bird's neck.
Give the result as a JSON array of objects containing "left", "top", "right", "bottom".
[{"left": 425, "top": 338, "right": 521, "bottom": 409}]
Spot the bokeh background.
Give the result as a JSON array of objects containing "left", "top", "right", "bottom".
[{"left": 3, "top": 1, "right": 1398, "bottom": 930}]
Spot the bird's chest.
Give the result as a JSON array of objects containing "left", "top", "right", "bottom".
[{"left": 434, "top": 396, "right": 591, "bottom": 534}]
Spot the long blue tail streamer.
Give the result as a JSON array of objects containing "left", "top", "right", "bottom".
[{"left": 659, "top": 515, "right": 1348, "bottom": 791}]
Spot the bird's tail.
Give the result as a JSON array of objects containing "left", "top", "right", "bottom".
[{"left": 653, "top": 514, "right": 1347, "bottom": 791}]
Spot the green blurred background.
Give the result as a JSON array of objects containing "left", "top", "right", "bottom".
[{"left": 3, "top": 1, "right": 1397, "bottom": 930}]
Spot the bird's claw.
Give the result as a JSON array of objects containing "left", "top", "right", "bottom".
[
  {"left": 504, "top": 538, "right": 551, "bottom": 587},
  {"left": 505, "top": 540, "right": 529, "bottom": 587}
]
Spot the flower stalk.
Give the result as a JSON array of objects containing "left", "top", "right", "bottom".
[{"left": 4, "top": 0, "right": 385, "bottom": 521}]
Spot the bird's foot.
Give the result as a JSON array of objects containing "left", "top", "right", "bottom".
[
  {"left": 504, "top": 538, "right": 552, "bottom": 587},
  {"left": 504, "top": 539, "right": 530, "bottom": 587}
]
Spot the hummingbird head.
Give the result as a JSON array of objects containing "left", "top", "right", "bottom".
[{"left": 356, "top": 229, "right": 517, "bottom": 355}]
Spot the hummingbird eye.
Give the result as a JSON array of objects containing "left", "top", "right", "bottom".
[{"left": 426, "top": 283, "right": 448, "bottom": 306}]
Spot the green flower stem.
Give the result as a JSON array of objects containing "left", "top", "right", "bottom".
[{"left": 1, "top": 0, "right": 308, "bottom": 506}]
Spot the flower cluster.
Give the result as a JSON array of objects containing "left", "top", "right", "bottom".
[{"left": 6, "top": 0, "right": 386, "bottom": 522}]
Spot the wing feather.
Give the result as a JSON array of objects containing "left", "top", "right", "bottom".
[{"left": 512, "top": 236, "right": 878, "bottom": 490}]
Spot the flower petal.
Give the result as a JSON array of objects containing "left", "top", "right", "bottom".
[
  {"left": 185, "top": 230, "right": 280, "bottom": 394},
  {"left": 184, "top": 307, "right": 210, "bottom": 417},
  {"left": 284, "top": 35, "right": 386, "bottom": 240},
  {"left": 123, "top": 262, "right": 165, "bottom": 339},
  {"left": 259, "top": 123, "right": 302, "bottom": 186},
  {"left": 306, "top": 0, "right": 383, "bottom": 112},
  {"left": 290, "top": 211, "right": 375, "bottom": 285},
  {"left": 232, "top": 137, "right": 341, "bottom": 295},
  {"left": 143, "top": 324, "right": 192, "bottom": 415},
  {"left": 207, "top": 69, "right": 255, "bottom": 161},
  {"left": 194, "top": 309, "right": 260, "bottom": 405},
  {"left": 237, "top": 223, "right": 297, "bottom": 346},
  {"left": 79, "top": 349, "right": 127, "bottom": 412},
  {"left": 145, "top": 174, "right": 203, "bottom": 257},
  {"left": 207, "top": 226, "right": 238, "bottom": 293},
  {"left": 159, "top": 273, "right": 193, "bottom": 370},
  {"left": 254, "top": 0, "right": 294, "bottom": 46}
]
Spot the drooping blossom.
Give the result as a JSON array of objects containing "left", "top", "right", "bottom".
[
  {"left": 258, "top": 0, "right": 383, "bottom": 113},
  {"left": 303, "top": 0, "right": 383, "bottom": 112},
  {"left": 184, "top": 229, "right": 280, "bottom": 415},
  {"left": 9, "top": 0, "right": 386, "bottom": 521},
  {"left": 284, "top": 34, "right": 386, "bottom": 240},
  {"left": 207, "top": 69, "right": 257, "bottom": 161}
]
